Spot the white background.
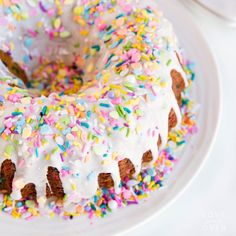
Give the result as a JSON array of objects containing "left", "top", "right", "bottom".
[{"left": 125, "top": 1, "right": 236, "bottom": 235}]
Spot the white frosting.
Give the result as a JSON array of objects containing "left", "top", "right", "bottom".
[{"left": 0, "top": 0, "right": 187, "bottom": 204}]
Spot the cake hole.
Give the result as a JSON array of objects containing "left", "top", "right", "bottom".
[
  {"left": 0, "top": 49, "right": 84, "bottom": 96},
  {"left": 28, "top": 61, "right": 84, "bottom": 96}
]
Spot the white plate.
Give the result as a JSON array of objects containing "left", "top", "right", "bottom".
[
  {"left": 0, "top": 0, "right": 221, "bottom": 235},
  {"left": 194, "top": 0, "right": 236, "bottom": 23}
]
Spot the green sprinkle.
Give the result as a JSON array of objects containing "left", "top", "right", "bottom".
[
  {"left": 5, "top": 144, "right": 14, "bottom": 155},
  {"left": 115, "top": 105, "right": 126, "bottom": 119},
  {"left": 60, "top": 117, "right": 70, "bottom": 125},
  {"left": 90, "top": 203, "right": 96, "bottom": 211},
  {"left": 87, "top": 131, "right": 92, "bottom": 140},
  {"left": 74, "top": 42, "right": 80, "bottom": 48},
  {"left": 177, "top": 140, "right": 186, "bottom": 146},
  {"left": 166, "top": 59, "right": 172, "bottom": 66},
  {"left": 126, "top": 128, "right": 130, "bottom": 137},
  {"left": 53, "top": 18, "right": 61, "bottom": 29},
  {"left": 25, "top": 200, "right": 35, "bottom": 208},
  {"left": 123, "top": 82, "right": 136, "bottom": 92},
  {"left": 92, "top": 45, "right": 101, "bottom": 52},
  {"left": 116, "top": 60, "right": 127, "bottom": 68},
  {"left": 123, "top": 41, "right": 132, "bottom": 51},
  {"left": 60, "top": 31, "right": 71, "bottom": 38},
  {"left": 135, "top": 109, "right": 143, "bottom": 116},
  {"left": 107, "top": 53, "right": 115, "bottom": 62}
]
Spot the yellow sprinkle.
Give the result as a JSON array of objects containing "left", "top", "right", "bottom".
[
  {"left": 71, "top": 184, "right": 76, "bottom": 191},
  {"left": 101, "top": 160, "right": 111, "bottom": 165},
  {"left": 22, "top": 125, "right": 32, "bottom": 139},
  {"left": 98, "top": 115, "right": 105, "bottom": 123},
  {"left": 50, "top": 212, "right": 55, "bottom": 218},
  {"left": 73, "top": 6, "right": 83, "bottom": 15},
  {"left": 53, "top": 18, "right": 61, "bottom": 29},
  {"left": 86, "top": 63, "right": 94, "bottom": 73},
  {"left": 160, "top": 81, "right": 167, "bottom": 88},
  {"left": 45, "top": 154, "right": 50, "bottom": 161},
  {"left": 80, "top": 29, "right": 89, "bottom": 36}
]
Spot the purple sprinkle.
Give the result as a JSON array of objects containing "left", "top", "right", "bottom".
[
  {"left": 39, "top": 1, "right": 48, "bottom": 12},
  {"left": 0, "top": 95, "right": 5, "bottom": 102}
]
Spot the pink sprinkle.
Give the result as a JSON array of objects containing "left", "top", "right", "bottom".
[
  {"left": 122, "top": 49, "right": 141, "bottom": 63},
  {"left": 29, "top": 9, "right": 38, "bottom": 17},
  {"left": 60, "top": 153, "right": 64, "bottom": 162},
  {"left": 7, "top": 94, "right": 21, "bottom": 103},
  {"left": 111, "top": 97, "right": 121, "bottom": 105},
  {"left": 0, "top": 17, "right": 8, "bottom": 25},
  {"left": 18, "top": 159, "right": 25, "bottom": 168},
  {"left": 122, "top": 189, "right": 131, "bottom": 199}
]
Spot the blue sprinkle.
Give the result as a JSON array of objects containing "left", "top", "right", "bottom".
[
  {"left": 110, "top": 39, "right": 123, "bottom": 49},
  {"left": 16, "top": 202, "right": 23, "bottom": 207},
  {"left": 24, "top": 37, "right": 33, "bottom": 48},
  {"left": 74, "top": 173, "right": 80, "bottom": 179},
  {"left": 93, "top": 195, "right": 99, "bottom": 202},
  {"left": 41, "top": 106, "right": 47, "bottom": 115},
  {"left": 65, "top": 141, "right": 70, "bottom": 148},
  {"left": 87, "top": 171, "right": 95, "bottom": 181},
  {"left": 96, "top": 72, "right": 102, "bottom": 80},
  {"left": 84, "top": 205, "right": 91, "bottom": 211},
  {"left": 23, "top": 55, "right": 30, "bottom": 64},
  {"left": 4, "top": 8, "right": 12, "bottom": 14},
  {"left": 35, "top": 148, "right": 39, "bottom": 157},
  {"left": 116, "top": 13, "right": 125, "bottom": 19},
  {"left": 0, "top": 95, "right": 5, "bottom": 103},
  {"left": 147, "top": 168, "right": 155, "bottom": 177},
  {"left": 81, "top": 122, "right": 89, "bottom": 129},
  {"left": 12, "top": 111, "right": 23, "bottom": 116},
  {"left": 113, "top": 126, "right": 119, "bottom": 130},
  {"left": 123, "top": 107, "right": 131, "bottom": 114},
  {"left": 57, "top": 144, "right": 66, "bottom": 152},
  {"left": 0, "top": 127, "right": 5, "bottom": 134},
  {"left": 87, "top": 111, "right": 92, "bottom": 118},
  {"left": 17, "top": 117, "right": 25, "bottom": 126},
  {"left": 40, "top": 124, "right": 53, "bottom": 135},
  {"left": 99, "top": 103, "right": 110, "bottom": 108},
  {"left": 62, "top": 166, "right": 70, "bottom": 171},
  {"left": 62, "top": 127, "right": 71, "bottom": 135},
  {"left": 107, "top": 29, "right": 115, "bottom": 35},
  {"left": 15, "top": 126, "right": 22, "bottom": 134}
]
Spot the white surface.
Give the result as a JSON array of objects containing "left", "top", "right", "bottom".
[
  {"left": 0, "top": 1, "right": 221, "bottom": 236},
  {"left": 125, "top": 1, "right": 236, "bottom": 236},
  {"left": 194, "top": 0, "right": 236, "bottom": 22}
]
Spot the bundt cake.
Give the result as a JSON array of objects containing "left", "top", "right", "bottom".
[{"left": 0, "top": 0, "right": 194, "bottom": 218}]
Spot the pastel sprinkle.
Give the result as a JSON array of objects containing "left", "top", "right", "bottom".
[{"left": 22, "top": 125, "right": 32, "bottom": 139}]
